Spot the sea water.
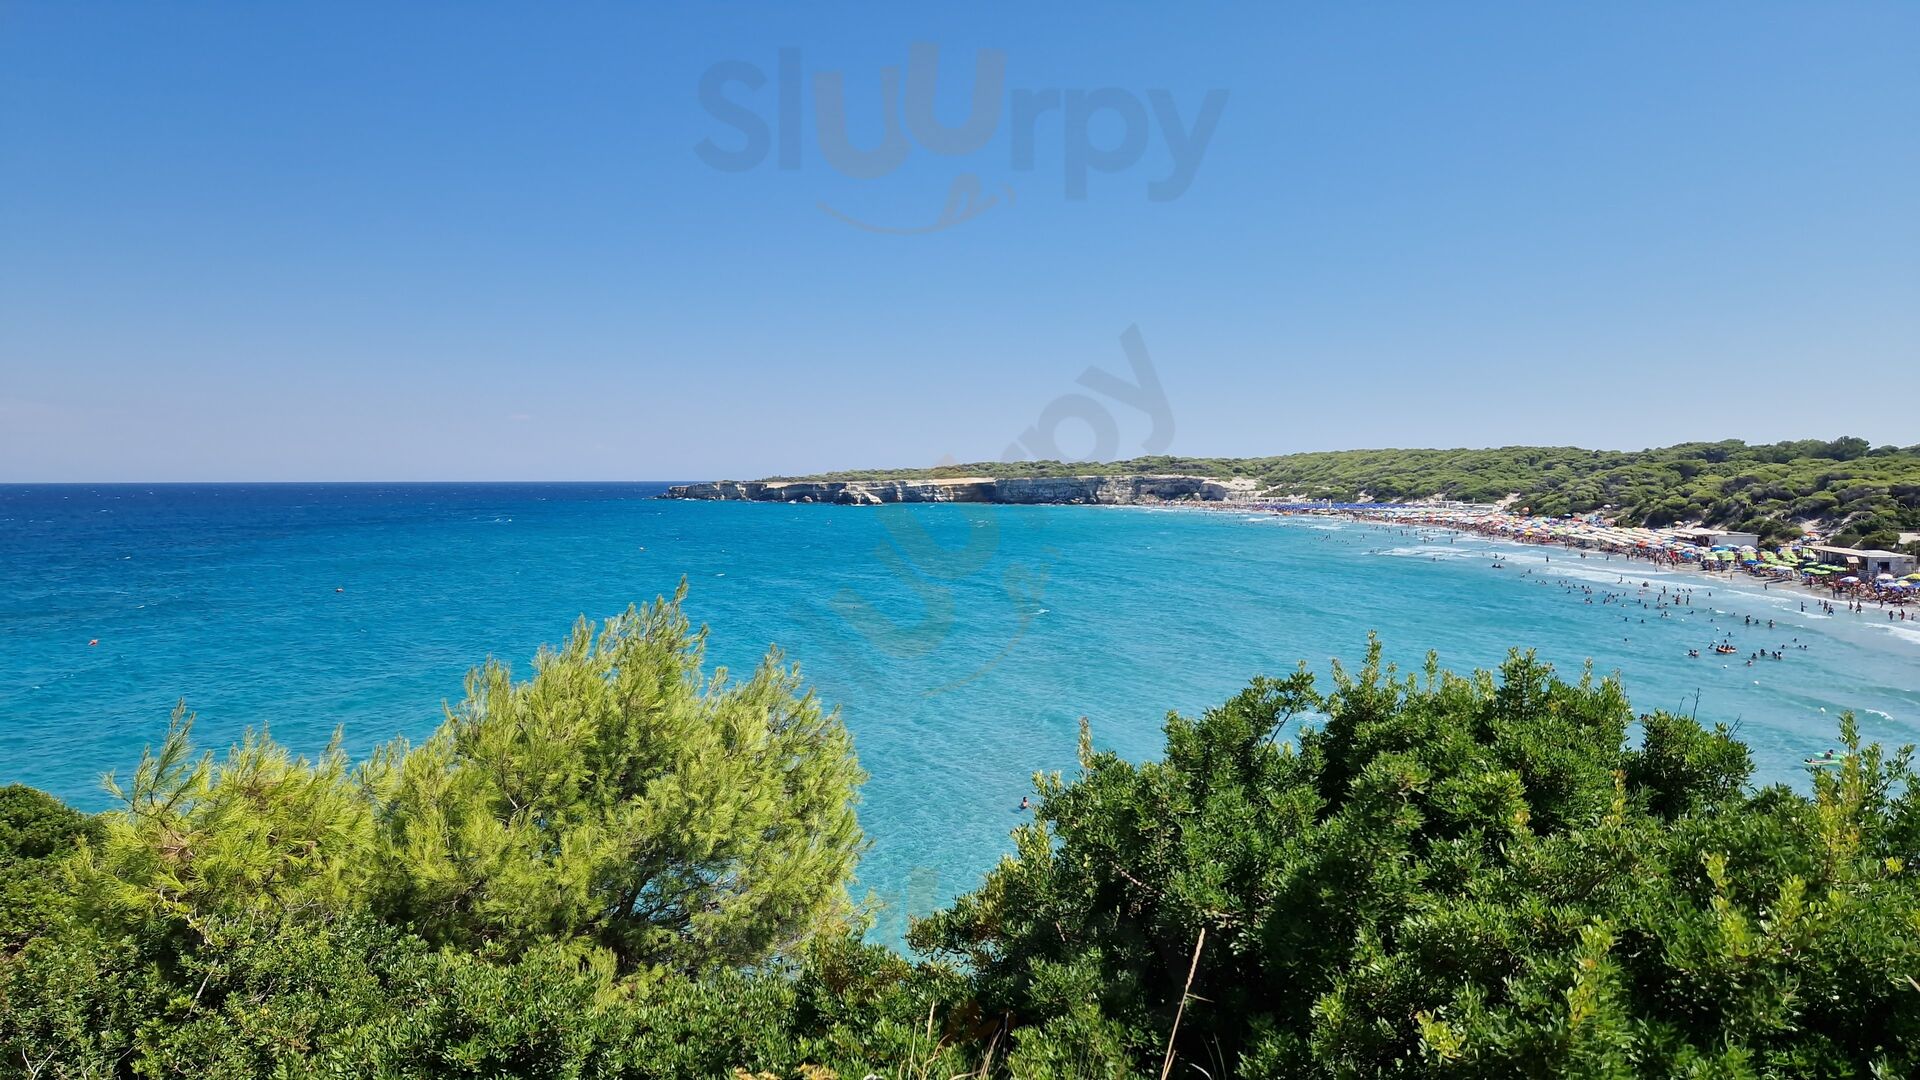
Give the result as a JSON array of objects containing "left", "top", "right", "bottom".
[{"left": 5, "top": 484, "right": 1918, "bottom": 943}]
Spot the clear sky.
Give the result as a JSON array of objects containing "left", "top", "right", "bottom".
[{"left": 2, "top": 2, "right": 1915, "bottom": 481}]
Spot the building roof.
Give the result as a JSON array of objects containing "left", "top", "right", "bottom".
[{"left": 1806, "top": 544, "right": 1910, "bottom": 559}]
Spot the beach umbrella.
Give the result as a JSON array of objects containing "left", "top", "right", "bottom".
[
  {"left": 1878, "top": 573, "right": 1897, "bottom": 581},
  {"left": 1841, "top": 576, "right": 1860, "bottom": 583}
]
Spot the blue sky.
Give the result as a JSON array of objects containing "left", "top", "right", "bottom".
[{"left": 2, "top": 2, "right": 1915, "bottom": 481}]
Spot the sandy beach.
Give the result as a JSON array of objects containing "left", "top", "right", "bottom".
[{"left": 1187, "top": 501, "right": 1920, "bottom": 617}]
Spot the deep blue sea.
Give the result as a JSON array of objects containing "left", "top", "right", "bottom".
[{"left": 5, "top": 484, "right": 1919, "bottom": 941}]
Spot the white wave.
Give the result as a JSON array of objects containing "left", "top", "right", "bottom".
[
  {"left": 1528, "top": 562, "right": 1676, "bottom": 588},
  {"left": 1883, "top": 624, "right": 1920, "bottom": 646},
  {"left": 1374, "top": 546, "right": 1481, "bottom": 560}
]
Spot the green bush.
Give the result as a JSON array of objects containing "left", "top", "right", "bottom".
[{"left": 915, "top": 644, "right": 1920, "bottom": 1077}]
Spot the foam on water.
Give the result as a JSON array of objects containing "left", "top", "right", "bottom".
[
  {"left": 1375, "top": 545, "right": 1484, "bottom": 560},
  {"left": 1885, "top": 624, "right": 1920, "bottom": 646}
]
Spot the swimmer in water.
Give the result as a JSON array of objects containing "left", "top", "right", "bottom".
[{"left": 1018, "top": 796, "right": 1031, "bottom": 811}]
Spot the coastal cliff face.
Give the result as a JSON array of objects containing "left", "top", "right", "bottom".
[{"left": 662, "top": 475, "right": 1255, "bottom": 505}]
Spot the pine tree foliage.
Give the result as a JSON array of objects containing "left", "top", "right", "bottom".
[
  {"left": 367, "top": 582, "right": 867, "bottom": 973},
  {"left": 73, "top": 705, "right": 373, "bottom": 943}
]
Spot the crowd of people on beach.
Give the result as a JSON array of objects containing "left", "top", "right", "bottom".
[
  {"left": 1283, "top": 505, "right": 1918, "bottom": 611},
  {"left": 1234, "top": 504, "right": 1918, "bottom": 681}
]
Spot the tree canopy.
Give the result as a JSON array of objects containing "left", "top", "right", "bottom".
[
  {"left": 367, "top": 589, "right": 865, "bottom": 973},
  {"left": 915, "top": 645, "right": 1920, "bottom": 1076},
  {"left": 771, "top": 437, "right": 1920, "bottom": 549},
  {"left": 60, "top": 585, "right": 865, "bottom": 984}
]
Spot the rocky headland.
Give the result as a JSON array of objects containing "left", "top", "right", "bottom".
[{"left": 660, "top": 475, "right": 1257, "bottom": 505}]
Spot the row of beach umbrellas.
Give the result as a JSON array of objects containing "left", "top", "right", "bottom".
[{"left": 1376, "top": 513, "right": 1916, "bottom": 589}]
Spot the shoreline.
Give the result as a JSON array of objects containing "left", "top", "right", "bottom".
[
  {"left": 1108, "top": 499, "right": 1920, "bottom": 669},
  {"left": 661, "top": 481, "right": 1917, "bottom": 625},
  {"left": 1225, "top": 502, "right": 1917, "bottom": 614}
]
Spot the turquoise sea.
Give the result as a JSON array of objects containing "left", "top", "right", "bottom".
[{"left": 5, "top": 483, "right": 1919, "bottom": 941}]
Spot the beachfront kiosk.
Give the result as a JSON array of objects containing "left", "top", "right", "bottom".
[
  {"left": 1676, "top": 527, "right": 1762, "bottom": 549},
  {"left": 1806, "top": 544, "right": 1919, "bottom": 581}
]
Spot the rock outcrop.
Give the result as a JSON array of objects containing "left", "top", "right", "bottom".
[{"left": 662, "top": 475, "right": 1256, "bottom": 505}]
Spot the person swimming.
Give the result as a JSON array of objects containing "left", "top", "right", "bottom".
[{"left": 1018, "top": 796, "right": 1031, "bottom": 811}]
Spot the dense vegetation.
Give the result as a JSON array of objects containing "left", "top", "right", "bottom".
[
  {"left": 774, "top": 437, "right": 1920, "bottom": 549},
  {"left": 5, "top": 592, "right": 1918, "bottom": 1077},
  {"left": 918, "top": 649, "right": 1920, "bottom": 1076}
]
